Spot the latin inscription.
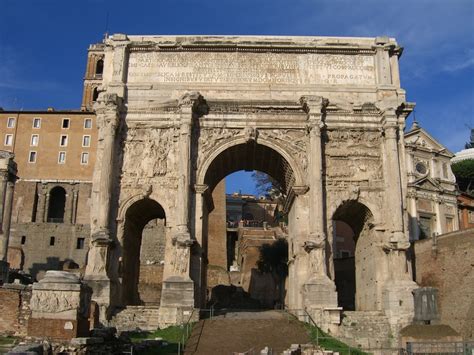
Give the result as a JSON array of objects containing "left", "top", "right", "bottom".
[{"left": 127, "top": 52, "right": 376, "bottom": 86}]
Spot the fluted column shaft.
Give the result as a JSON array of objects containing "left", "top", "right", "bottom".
[
  {"left": 0, "top": 181, "right": 14, "bottom": 260},
  {"left": 383, "top": 116, "right": 405, "bottom": 242}
]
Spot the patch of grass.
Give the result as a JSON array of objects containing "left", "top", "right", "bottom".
[
  {"left": 128, "top": 325, "right": 194, "bottom": 355},
  {"left": 129, "top": 326, "right": 185, "bottom": 343},
  {"left": 305, "top": 324, "right": 367, "bottom": 355},
  {"left": 0, "top": 336, "right": 16, "bottom": 346}
]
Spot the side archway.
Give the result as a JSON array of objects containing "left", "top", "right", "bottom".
[
  {"left": 121, "top": 198, "right": 166, "bottom": 305},
  {"left": 332, "top": 200, "right": 378, "bottom": 311}
]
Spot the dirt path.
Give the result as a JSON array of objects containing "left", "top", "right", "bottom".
[{"left": 185, "top": 311, "right": 310, "bottom": 354}]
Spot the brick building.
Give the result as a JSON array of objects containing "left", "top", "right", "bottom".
[{"left": 0, "top": 109, "right": 96, "bottom": 278}]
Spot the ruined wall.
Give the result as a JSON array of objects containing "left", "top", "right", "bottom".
[
  {"left": 137, "top": 219, "right": 166, "bottom": 304},
  {"left": 207, "top": 179, "right": 227, "bottom": 269},
  {"left": 9, "top": 223, "right": 90, "bottom": 279},
  {"left": 414, "top": 229, "right": 474, "bottom": 339},
  {"left": 0, "top": 284, "right": 32, "bottom": 336}
]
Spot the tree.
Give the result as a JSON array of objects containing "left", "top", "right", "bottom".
[
  {"left": 251, "top": 171, "right": 283, "bottom": 198},
  {"left": 452, "top": 159, "right": 474, "bottom": 194}
]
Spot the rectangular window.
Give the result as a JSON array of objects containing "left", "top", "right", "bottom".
[
  {"left": 62, "top": 118, "right": 70, "bottom": 129},
  {"left": 59, "top": 135, "right": 68, "bottom": 147},
  {"left": 82, "top": 135, "right": 91, "bottom": 147},
  {"left": 28, "top": 151, "right": 37, "bottom": 163},
  {"left": 442, "top": 163, "right": 448, "bottom": 179},
  {"left": 7, "top": 117, "right": 15, "bottom": 128},
  {"left": 76, "top": 238, "right": 85, "bottom": 250},
  {"left": 49, "top": 236, "right": 55, "bottom": 246},
  {"left": 419, "top": 215, "right": 433, "bottom": 239},
  {"left": 446, "top": 217, "right": 454, "bottom": 233},
  {"left": 81, "top": 152, "right": 89, "bottom": 165},
  {"left": 21, "top": 236, "right": 26, "bottom": 245},
  {"left": 84, "top": 118, "right": 92, "bottom": 129},
  {"left": 58, "top": 151, "right": 66, "bottom": 164},
  {"left": 30, "top": 134, "right": 39, "bottom": 146},
  {"left": 32, "top": 117, "right": 41, "bottom": 128},
  {"left": 4, "top": 134, "right": 13, "bottom": 146}
]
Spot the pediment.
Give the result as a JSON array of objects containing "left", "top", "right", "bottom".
[
  {"left": 410, "top": 176, "right": 443, "bottom": 192},
  {"left": 405, "top": 127, "right": 454, "bottom": 157}
]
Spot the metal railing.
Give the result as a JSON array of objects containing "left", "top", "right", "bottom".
[
  {"left": 406, "top": 341, "right": 474, "bottom": 355},
  {"left": 177, "top": 308, "right": 196, "bottom": 354}
]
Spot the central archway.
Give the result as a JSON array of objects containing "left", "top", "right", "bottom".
[{"left": 197, "top": 139, "right": 302, "bottom": 310}]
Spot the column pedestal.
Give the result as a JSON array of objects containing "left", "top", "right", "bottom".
[{"left": 158, "top": 276, "right": 195, "bottom": 328}]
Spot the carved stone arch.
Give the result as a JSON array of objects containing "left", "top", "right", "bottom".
[
  {"left": 117, "top": 191, "right": 169, "bottom": 225},
  {"left": 328, "top": 194, "right": 381, "bottom": 229},
  {"left": 196, "top": 136, "right": 305, "bottom": 191}
]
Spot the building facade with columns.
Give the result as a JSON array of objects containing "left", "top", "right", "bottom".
[
  {"left": 404, "top": 122, "right": 458, "bottom": 240},
  {"left": 80, "top": 34, "right": 419, "bottom": 332}
]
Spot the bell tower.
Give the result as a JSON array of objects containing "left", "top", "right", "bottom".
[{"left": 81, "top": 42, "right": 106, "bottom": 111}]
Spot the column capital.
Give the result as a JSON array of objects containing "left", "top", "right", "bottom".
[
  {"left": 178, "top": 91, "right": 209, "bottom": 119},
  {"left": 300, "top": 95, "right": 329, "bottom": 114},
  {"left": 291, "top": 185, "right": 309, "bottom": 196},
  {"left": 193, "top": 184, "right": 209, "bottom": 195}
]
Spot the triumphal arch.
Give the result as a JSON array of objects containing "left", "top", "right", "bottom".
[{"left": 83, "top": 34, "right": 417, "bottom": 329}]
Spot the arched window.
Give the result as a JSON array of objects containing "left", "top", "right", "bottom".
[
  {"left": 47, "top": 186, "right": 66, "bottom": 223},
  {"left": 95, "top": 59, "right": 104, "bottom": 76},
  {"left": 92, "top": 87, "right": 99, "bottom": 102}
]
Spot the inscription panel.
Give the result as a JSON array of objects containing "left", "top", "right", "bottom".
[{"left": 127, "top": 51, "right": 376, "bottom": 86}]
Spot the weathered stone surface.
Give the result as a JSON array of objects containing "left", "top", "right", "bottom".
[
  {"left": 79, "top": 34, "right": 417, "bottom": 335},
  {"left": 7, "top": 343, "right": 43, "bottom": 355},
  {"left": 28, "top": 270, "right": 91, "bottom": 339}
]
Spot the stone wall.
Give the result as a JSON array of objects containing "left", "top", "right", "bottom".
[
  {"left": 8, "top": 223, "right": 90, "bottom": 279},
  {"left": 414, "top": 228, "right": 474, "bottom": 339},
  {"left": 0, "top": 284, "right": 32, "bottom": 336}
]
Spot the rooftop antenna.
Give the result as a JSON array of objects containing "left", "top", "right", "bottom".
[{"left": 103, "top": 12, "right": 109, "bottom": 41}]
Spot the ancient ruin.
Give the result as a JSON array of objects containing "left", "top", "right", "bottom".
[{"left": 77, "top": 34, "right": 420, "bottom": 335}]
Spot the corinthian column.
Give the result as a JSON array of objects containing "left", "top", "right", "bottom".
[
  {"left": 299, "top": 96, "right": 338, "bottom": 314},
  {"left": 0, "top": 151, "right": 17, "bottom": 285},
  {"left": 381, "top": 109, "right": 418, "bottom": 325},
  {"left": 159, "top": 93, "right": 208, "bottom": 323},
  {"left": 84, "top": 93, "right": 123, "bottom": 320},
  {"left": 382, "top": 112, "right": 407, "bottom": 245}
]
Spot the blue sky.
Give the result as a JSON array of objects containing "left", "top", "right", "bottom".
[{"left": 1, "top": 0, "right": 473, "bottom": 194}]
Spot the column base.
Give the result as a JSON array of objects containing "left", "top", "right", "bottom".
[
  {"left": 83, "top": 275, "right": 113, "bottom": 324},
  {"left": 382, "top": 279, "right": 418, "bottom": 328},
  {"left": 303, "top": 275, "right": 338, "bottom": 309},
  {"left": 158, "top": 276, "right": 195, "bottom": 327},
  {"left": 0, "top": 260, "right": 9, "bottom": 285}
]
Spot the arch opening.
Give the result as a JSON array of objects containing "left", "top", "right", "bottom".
[
  {"left": 47, "top": 186, "right": 66, "bottom": 223},
  {"left": 202, "top": 142, "right": 296, "bottom": 310},
  {"left": 204, "top": 142, "right": 296, "bottom": 195},
  {"left": 122, "top": 198, "right": 166, "bottom": 306},
  {"left": 332, "top": 200, "right": 375, "bottom": 311},
  {"left": 95, "top": 59, "right": 104, "bottom": 75}
]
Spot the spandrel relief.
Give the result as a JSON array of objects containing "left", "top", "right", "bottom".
[
  {"left": 259, "top": 129, "right": 308, "bottom": 171},
  {"left": 326, "top": 157, "right": 382, "bottom": 179},
  {"left": 326, "top": 130, "right": 381, "bottom": 157},
  {"left": 122, "top": 127, "right": 178, "bottom": 183}
]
